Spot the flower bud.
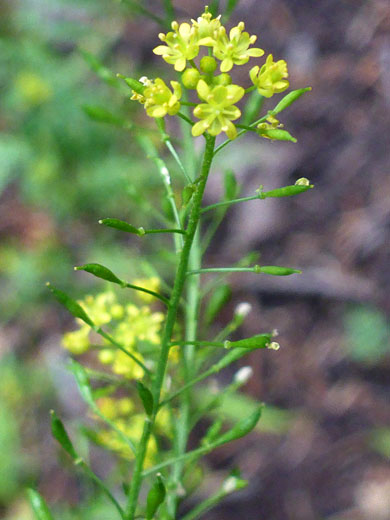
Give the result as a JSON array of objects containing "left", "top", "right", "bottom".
[
  {"left": 182, "top": 68, "right": 201, "bottom": 89},
  {"left": 234, "top": 302, "right": 252, "bottom": 317},
  {"left": 200, "top": 56, "right": 217, "bottom": 73},
  {"left": 234, "top": 366, "right": 253, "bottom": 384},
  {"left": 213, "top": 72, "right": 232, "bottom": 86},
  {"left": 267, "top": 341, "right": 280, "bottom": 351}
]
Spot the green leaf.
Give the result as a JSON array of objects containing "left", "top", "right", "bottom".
[
  {"left": 46, "top": 283, "right": 94, "bottom": 328},
  {"left": 272, "top": 87, "right": 312, "bottom": 115},
  {"left": 75, "top": 263, "right": 124, "bottom": 286},
  {"left": 224, "top": 169, "right": 239, "bottom": 200},
  {"left": 82, "top": 105, "right": 131, "bottom": 129},
  {"left": 258, "top": 128, "right": 297, "bottom": 142},
  {"left": 204, "top": 284, "right": 232, "bottom": 326},
  {"left": 214, "top": 406, "right": 263, "bottom": 446},
  {"left": 136, "top": 381, "right": 154, "bottom": 416},
  {"left": 79, "top": 49, "right": 119, "bottom": 88},
  {"left": 225, "top": 333, "right": 272, "bottom": 349},
  {"left": 254, "top": 265, "right": 301, "bottom": 276},
  {"left": 27, "top": 489, "right": 55, "bottom": 520},
  {"left": 99, "top": 218, "right": 143, "bottom": 235},
  {"left": 50, "top": 410, "right": 78, "bottom": 460},
  {"left": 146, "top": 474, "right": 166, "bottom": 520},
  {"left": 68, "top": 360, "right": 96, "bottom": 409}
]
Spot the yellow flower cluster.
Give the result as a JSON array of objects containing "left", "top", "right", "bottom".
[
  {"left": 62, "top": 284, "right": 164, "bottom": 380},
  {"left": 129, "top": 6, "right": 290, "bottom": 140},
  {"left": 94, "top": 396, "right": 171, "bottom": 466}
]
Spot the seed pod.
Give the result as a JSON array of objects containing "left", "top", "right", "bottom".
[
  {"left": 202, "top": 418, "right": 224, "bottom": 445},
  {"left": 146, "top": 473, "right": 166, "bottom": 520},
  {"left": 258, "top": 128, "right": 297, "bottom": 142},
  {"left": 136, "top": 381, "right": 154, "bottom": 416},
  {"left": 117, "top": 74, "right": 145, "bottom": 95},
  {"left": 27, "top": 489, "right": 55, "bottom": 520},
  {"left": 260, "top": 184, "right": 312, "bottom": 199},
  {"left": 50, "top": 410, "right": 78, "bottom": 460},
  {"left": 99, "top": 218, "right": 143, "bottom": 235},
  {"left": 272, "top": 87, "right": 312, "bottom": 115},
  {"left": 204, "top": 284, "right": 232, "bottom": 326},
  {"left": 74, "top": 263, "right": 124, "bottom": 286},
  {"left": 214, "top": 406, "right": 263, "bottom": 446},
  {"left": 255, "top": 265, "right": 301, "bottom": 276},
  {"left": 46, "top": 283, "right": 94, "bottom": 328},
  {"left": 225, "top": 333, "right": 272, "bottom": 349}
]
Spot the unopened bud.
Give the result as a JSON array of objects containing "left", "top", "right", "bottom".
[
  {"left": 182, "top": 68, "right": 201, "bottom": 89},
  {"left": 235, "top": 302, "right": 252, "bottom": 317},
  {"left": 234, "top": 366, "right": 253, "bottom": 384},
  {"left": 267, "top": 342, "right": 280, "bottom": 351}
]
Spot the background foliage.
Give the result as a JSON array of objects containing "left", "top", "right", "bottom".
[{"left": 1, "top": 0, "right": 390, "bottom": 519}]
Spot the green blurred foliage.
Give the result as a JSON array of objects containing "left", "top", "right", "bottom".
[{"left": 344, "top": 305, "right": 390, "bottom": 364}]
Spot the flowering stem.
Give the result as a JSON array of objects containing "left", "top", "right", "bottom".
[
  {"left": 125, "top": 135, "right": 216, "bottom": 520},
  {"left": 177, "top": 112, "right": 194, "bottom": 126},
  {"left": 244, "top": 85, "right": 256, "bottom": 93},
  {"left": 156, "top": 118, "right": 192, "bottom": 183}
]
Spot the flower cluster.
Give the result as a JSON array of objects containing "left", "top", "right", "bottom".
[
  {"left": 128, "top": 6, "right": 290, "bottom": 140},
  {"left": 62, "top": 284, "right": 164, "bottom": 379}
]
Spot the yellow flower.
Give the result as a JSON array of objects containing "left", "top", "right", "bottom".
[
  {"left": 112, "top": 349, "right": 145, "bottom": 379},
  {"left": 257, "top": 114, "right": 283, "bottom": 137},
  {"left": 132, "top": 276, "right": 161, "bottom": 303},
  {"left": 191, "top": 9, "right": 221, "bottom": 40},
  {"left": 143, "top": 78, "right": 182, "bottom": 117},
  {"left": 62, "top": 324, "right": 90, "bottom": 354},
  {"left": 250, "top": 54, "right": 289, "bottom": 98},
  {"left": 210, "top": 22, "right": 264, "bottom": 72},
  {"left": 192, "top": 80, "right": 244, "bottom": 139},
  {"left": 153, "top": 21, "right": 199, "bottom": 71}
]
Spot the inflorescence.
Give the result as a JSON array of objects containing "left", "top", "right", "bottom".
[{"left": 129, "top": 7, "right": 289, "bottom": 140}]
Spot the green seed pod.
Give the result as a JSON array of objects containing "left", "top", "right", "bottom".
[
  {"left": 260, "top": 184, "right": 313, "bottom": 199},
  {"left": 272, "top": 87, "right": 312, "bottom": 115},
  {"left": 117, "top": 73, "right": 145, "bottom": 95},
  {"left": 182, "top": 68, "right": 201, "bottom": 89},
  {"left": 27, "top": 489, "right": 55, "bottom": 520},
  {"left": 204, "top": 284, "right": 232, "bottom": 326},
  {"left": 136, "top": 381, "right": 154, "bottom": 416},
  {"left": 74, "top": 263, "right": 124, "bottom": 286},
  {"left": 225, "top": 333, "right": 272, "bottom": 349},
  {"left": 99, "top": 218, "right": 143, "bottom": 235},
  {"left": 200, "top": 56, "right": 218, "bottom": 73},
  {"left": 215, "top": 406, "right": 263, "bottom": 446},
  {"left": 255, "top": 265, "right": 301, "bottom": 276},
  {"left": 214, "top": 73, "right": 232, "bottom": 86},
  {"left": 46, "top": 283, "right": 94, "bottom": 328},
  {"left": 146, "top": 473, "right": 166, "bottom": 520},
  {"left": 258, "top": 128, "right": 297, "bottom": 142},
  {"left": 50, "top": 410, "right": 78, "bottom": 460}
]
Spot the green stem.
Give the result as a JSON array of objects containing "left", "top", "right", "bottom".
[
  {"left": 188, "top": 267, "right": 259, "bottom": 275},
  {"left": 244, "top": 85, "right": 256, "bottom": 93},
  {"left": 170, "top": 340, "right": 224, "bottom": 348},
  {"left": 143, "top": 228, "right": 186, "bottom": 235},
  {"left": 179, "top": 488, "right": 227, "bottom": 520},
  {"left": 121, "top": 0, "right": 166, "bottom": 26},
  {"left": 123, "top": 283, "right": 169, "bottom": 305},
  {"left": 214, "top": 112, "right": 271, "bottom": 155},
  {"left": 177, "top": 112, "right": 194, "bottom": 126},
  {"left": 125, "top": 135, "right": 216, "bottom": 520},
  {"left": 156, "top": 119, "right": 192, "bottom": 183},
  {"left": 201, "top": 194, "right": 259, "bottom": 213},
  {"left": 162, "top": 0, "right": 175, "bottom": 23}
]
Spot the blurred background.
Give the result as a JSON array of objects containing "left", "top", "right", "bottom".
[{"left": 1, "top": 0, "right": 390, "bottom": 519}]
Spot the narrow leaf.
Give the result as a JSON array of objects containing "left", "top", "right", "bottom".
[
  {"left": 50, "top": 410, "right": 78, "bottom": 460},
  {"left": 272, "top": 87, "right": 312, "bottom": 115},
  {"left": 224, "top": 170, "right": 239, "bottom": 200},
  {"left": 68, "top": 360, "right": 95, "bottom": 409},
  {"left": 46, "top": 283, "right": 94, "bottom": 328},
  {"left": 204, "top": 284, "right": 232, "bottom": 326},
  {"left": 27, "top": 489, "right": 55, "bottom": 520},
  {"left": 82, "top": 105, "right": 131, "bottom": 129},
  {"left": 99, "top": 218, "right": 143, "bottom": 235},
  {"left": 146, "top": 474, "right": 166, "bottom": 520},
  {"left": 214, "top": 406, "right": 263, "bottom": 446},
  {"left": 136, "top": 381, "right": 154, "bottom": 416},
  {"left": 79, "top": 49, "right": 119, "bottom": 88},
  {"left": 75, "top": 263, "right": 124, "bottom": 286}
]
